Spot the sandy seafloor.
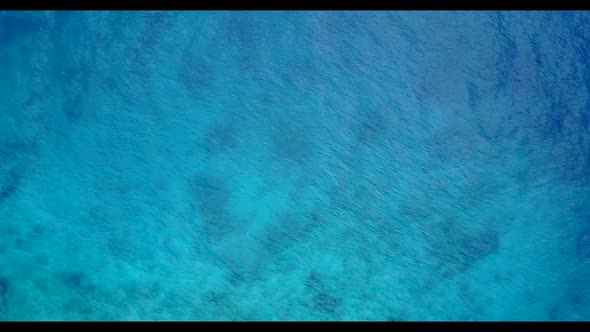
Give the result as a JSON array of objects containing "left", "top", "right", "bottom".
[{"left": 1, "top": 11, "right": 590, "bottom": 321}]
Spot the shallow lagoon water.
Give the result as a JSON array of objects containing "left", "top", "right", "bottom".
[{"left": 0, "top": 11, "right": 590, "bottom": 320}]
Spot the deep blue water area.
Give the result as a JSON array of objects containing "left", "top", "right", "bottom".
[{"left": 0, "top": 11, "right": 590, "bottom": 320}]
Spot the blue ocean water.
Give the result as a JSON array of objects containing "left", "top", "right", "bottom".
[{"left": 0, "top": 10, "right": 589, "bottom": 321}]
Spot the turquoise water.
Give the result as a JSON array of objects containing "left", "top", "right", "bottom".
[{"left": 1, "top": 11, "right": 590, "bottom": 321}]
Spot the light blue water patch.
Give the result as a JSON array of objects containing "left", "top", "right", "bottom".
[{"left": 0, "top": 10, "right": 590, "bottom": 321}]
